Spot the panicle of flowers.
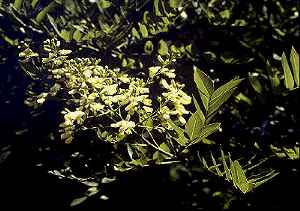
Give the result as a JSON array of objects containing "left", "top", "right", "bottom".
[
  {"left": 23, "top": 38, "right": 192, "bottom": 145},
  {"left": 158, "top": 79, "right": 191, "bottom": 125}
]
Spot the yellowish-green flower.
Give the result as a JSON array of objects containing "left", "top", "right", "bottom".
[
  {"left": 83, "top": 69, "right": 93, "bottom": 78},
  {"left": 118, "top": 74, "right": 130, "bottom": 83},
  {"left": 111, "top": 120, "right": 136, "bottom": 135},
  {"left": 149, "top": 66, "right": 176, "bottom": 79},
  {"left": 100, "top": 84, "right": 118, "bottom": 95},
  {"left": 90, "top": 103, "right": 105, "bottom": 114},
  {"left": 149, "top": 66, "right": 160, "bottom": 78},
  {"left": 143, "top": 106, "right": 153, "bottom": 113},
  {"left": 64, "top": 110, "right": 85, "bottom": 126}
]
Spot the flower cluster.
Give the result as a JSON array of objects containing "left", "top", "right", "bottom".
[
  {"left": 49, "top": 59, "right": 155, "bottom": 143},
  {"left": 159, "top": 79, "right": 191, "bottom": 125},
  {"left": 23, "top": 38, "right": 192, "bottom": 145}
]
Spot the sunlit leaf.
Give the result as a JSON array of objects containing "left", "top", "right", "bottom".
[
  {"left": 158, "top": 39, "right": 169, "bottom": 56},
  {"left": 160, "top": 142, "right": 171, "bottom": 153},
  {"left": 143, "top": 11, "right": 150, "bottom": 23},
  {"left": 192, "top": 95, "right": 206, "bottom": 122},
  {"left": 290, "top": 47, "right": 299, "bottom": 87},
  {"left": 131, "top": 27, "right": 140, "bottom": 39},
  {"left": 73, "top": 30, "right": 82, "bottom": 42},
  {"left": 144, "top": 40, "right": 153, "bottom": 54},
  {"left": 233, "top": 160, "right": 250, "bottom": 193},
  {"left": 249, "top": 76, "right": 263, "bottom": 94},
  {"left": 70, "top": 196, "right": 88, "bottom": 207},
  {"left": 127, "top": 144, "right": 134, "bottom": 160},
  {"left": 36, "top": 1, "right": 59, "bottom": 23},
  {"left": 168, "top": 120, "right": 189, "bottom": 146},
  {"left": 188, "top": 123, "right": 220, "bottom": 146},
  {"left": 221, "top": 149, "right": 232, "bottom": 181},
  {"left": 281, "top": 52, "right": 294, "bottom": 90},
  {"left": 229, "top": 157, "right": 238, "bottom": 188},
  {"left": 169, "top": 0, "right": 182, "bottom": 8},
  {"left": 138, "top": 23, "right": 148, "bottom": 38},
  {"left": 185, "top": 110, "right": 205, "bottom": 140},
  {"left": 60, "top": 29, "right": 71, "bottom": 42},
  {"left": 194, "top": 66, "right": 214, "bottom": 96},
  {"left": 208, "top": 78, "right": 242, "bottom": 118},
  {"left": 143, "top": 115, "right": 153, "bottom": 129},
  {"left": 47, "top": 15, "right": 61, "bottom": 35},
  {"left": 235, "top": 93, "right": 252, "bottom": 106},
  {"left": 13, "top": 0, "right": 23, "bottom": 10},
  {"left": 193, "top": 66, "right": 214, "bottom": 111},
  {"left": 210, "top": 152, "right": 222, "bottom": 176},
  {"left": 154, "top": 0, "right": 162, "bottom": 16},
  {"left": 251, "top": 171, "right": 279, "bottom": 188},
  {"left": 97, "top": 0, "right": 111, "bottom": 9},
  {"left": 31, "top": 0, "right": 39, "bottom": 8}
]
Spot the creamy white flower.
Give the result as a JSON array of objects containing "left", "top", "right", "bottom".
[
  {"left": 149, "top": 66, "right": 161, "bottom": 78},
  {"left": 143, "top": 106, "right": 153, "bottom": 113},
  {"left": 101, "top": 84, "right": 118, "bottom": 95},
  {"left": 64, "top": 111, "right": 85, "bottom": 125},
  {"left": 111, "top": 120, "right": 136, "bottom": 135},
  {"left": 90, "top": 103, "right": 104, "bottom": 113},
  {"left": 83, "top": 69, "right": 93, "bottom": 78},
  {"left": 58, "top": 49, "right": 72, "bottom": 56},
  {"left": 160, "top": 79, "right": 170, "bottom": 89}
]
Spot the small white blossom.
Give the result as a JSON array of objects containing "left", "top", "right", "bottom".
[
  {"left": 64, "top": 111, "right": 85, "bottom": 126},
  {"left": 111, "top": 120, "right": 136, "bottom": 135}
]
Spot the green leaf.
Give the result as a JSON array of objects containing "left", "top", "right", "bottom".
[
  {"left": 31, "top": 0, "right": 39, "bottom": 8},
  {"left": 185, "top": 110, "right": 205, "bottom": 140},
  {"left": 70, "top": 196, "right": 88, "bottom": 207},
  {"left": 193, "top": 66, "right": 214, "bottom": 111},
  {"left": 210, "top": 78, "right": 242, "bottom": 104},
  {"left": 131, "top": 27, "right": 140, "bottom": 39},
  {"left": 143, "top": 11, "right": 150, "bottom": 24},
  {"left": 265, "top": 61, "right": 280, "bottom": 89},
  {"left": 188, "top": 123, "right": 221, "bottom": 146},
  {"left": 194, "top": 66, "right": 214, "bottom": 96},
  {"left": 210, "top": 152, "right": 222, "bottom": 176},
  {"left": 221, "top": 149, "right": 232, "bottom": 181},
  {"left": 154, "top": 0, "right": 162, "bottom": 16},
  {"left": 201, "top": 157, "right": 209, "bottom": 169},
  {"left": 138, "top": 23, "right": 148, "bottom": 38},
  {"left": 281, "top": 52, "right": 294, "bottom": 90},
  {"left": 185, "top": 44, "right": 192, "bottom": 55},
  {"left": 192, "top": 95, "right": 206, "bottom": 122},
  {"left": 144, "top": 40, "right": 154, "bottom": 55},
  {"left": 208, "top": 79, "right": 243, "bottom": 118},
  {"left": 13, "top": 0, "right": 23, "bottom": 10},
  {"left": 229, "top": 157, "right": 238, "bottom": 188},
  {"left": 130, "top": 159, "right": 144, "bottom": 166},
  {"left": 249, "top": 76, "right": 263, "bottom": 94},
  {"left": 169, "top": 0, "right": 182, "bottom": 8},
  {"left": 47, "top": 15, "right": 61, "bottom": 35},
  {"left": 233, "top": 160, "right": 251, "bottom": 194},
  {"left": 168, "top": 120, "right": 189, "bottom": 146},
  {"left": 60, "top": 29, "right": 71, "bottom": 42},
  {"left": 160, "top": 142, "right": 171, "bottom": 153},
  {"left": 158, "top": 39, "right": 169, "bottom": 56},
  {"left": 97, "top": 0, "right": 111, "bottom": 9},
  {"left": 73, "top": 30, "right": 82, "bottom": 42},
  {"left": 235, "top": 93, "right": 252, "bottom": 106},
  {"left": 153, "top": 151, "right": 163, "bottom": 163},
  {"left": 290, "top": 47, "right": 299, "bottom": 87},
  {"left": 36, "top": 1, "right": 59, "bottom": 23},
  {"left": 127, "top": 144, "right": 134, "bottom": 160},
  {"left": 143, "top": 116, "right": 153, "bottom": 129},
  {"left": 251, "top": 170, "right": 279, "bottom": 188}
]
